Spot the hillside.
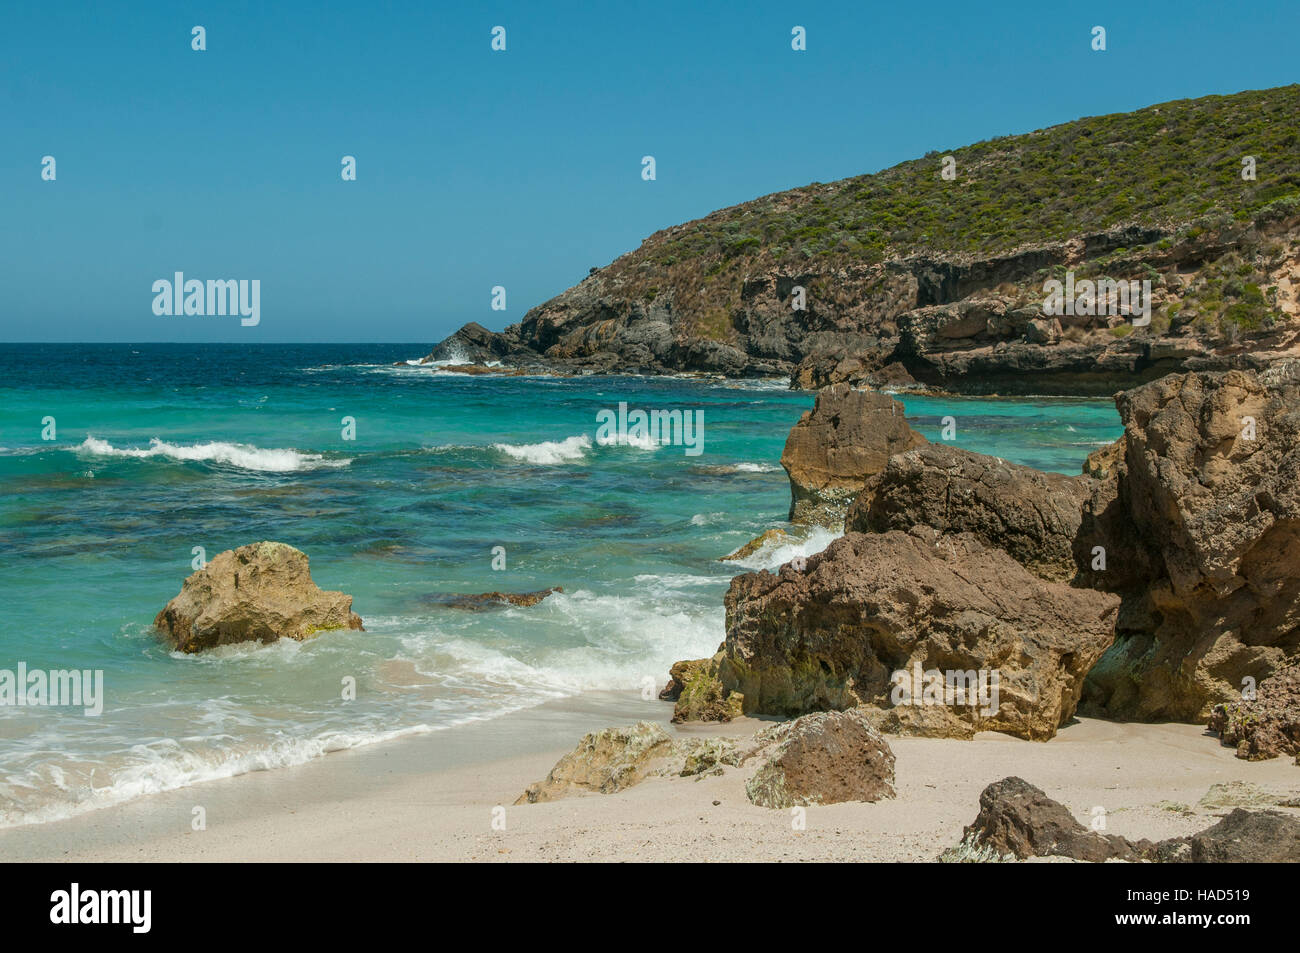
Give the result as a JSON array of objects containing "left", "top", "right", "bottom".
[{"left": 428, "top": 85, "right": 1300, "bottom": 393}]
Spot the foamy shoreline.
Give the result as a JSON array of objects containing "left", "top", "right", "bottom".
[{"left": 1, "top": 691, "right": 1295, "bottom": 863}]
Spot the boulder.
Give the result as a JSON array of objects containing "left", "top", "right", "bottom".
[
  {"left": 1084, "top": 362, "right": 1300, "bottom": 720},
  {"left": 515, "top": 721, "right": 676, "bottom": 804},
  {"left": 847, "top": 443, "right": 1093, "bottom": 582},
  {"left": 154, "top": 542, "right": 363, "bottom": 653},
  {"left": 948, "top": 777, "right": 1300, "bottom": 863},
  {"left": 718, "top": 527, "right": 1119, "bottom": 740},
  {"left": 666, "top": 656, "right": 744, "bottom": 723},
  {"left": 780, "top": 383, "right": 926, "bottom": 526},
  {"left": 744, "top": 709, "right": 895, "bottom": 808},
  {"left": 1208, "top": 658, "right": 1300, "bottom": 760},
  {"left": 945, "top": 776, "right": 1148, "bottom": 862}
]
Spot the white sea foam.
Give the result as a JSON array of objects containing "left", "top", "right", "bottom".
[
  {"left": 728, "top": 525, "right": 843, "bottom": 571},
  {"left": 493, "top": 434, "right": 591, "bottom": 465},
  {"left": 76, "top": 437, "right": 348, "bottom": 473}
]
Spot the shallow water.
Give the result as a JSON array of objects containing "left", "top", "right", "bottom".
[{"left": 0, "top": 343, "right": 1122, "bottom": 826}]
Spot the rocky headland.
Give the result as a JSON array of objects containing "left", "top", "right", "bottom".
[{"left": 424, "top": 86, "right": 1300, "bottom": 395}]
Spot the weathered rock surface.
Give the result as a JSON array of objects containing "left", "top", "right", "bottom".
[
  {"left": 1208, "top": 658, "right": 1300, "bottom": 761},
  {"left": 515, "top": 721, "right": 676, "bottom": 804},
  {"left": 1156, "top": 809, "right": 1300, "bottom": 863},
  {"left": 946, "top": 777, "right": 1150, "bottom": 862},
  {"left": 847, "top": 443, "right": 1093, "bottom": 582},
  {"left": 948, "top": 777, "right": 1300, "bottom": 863},
  {"left": 743, "top": 709, "right": 895, "bottom": 808},
  {"left": 1083, "top": 362, "right": 1300, "bottom": 720},
  {"left": 716, "top": 527, "right": 1119, "bottom": 740},
  {"left": 780, "top": 383, "right": 926, "bottom": 525},
  {"left": 154, "top": 542, "right": 363, "bottom": 653},
  {"left": 663, "top": 656, "right": 744, "bottom": 723}
]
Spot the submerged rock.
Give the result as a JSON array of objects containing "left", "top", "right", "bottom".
[
  {"left": 436, "top": 587, "right": 564, "bottom": 611},
  {"left": 744, "top": 709, "right": 895, "bottom": 809},
  {"left": 154, "top": 541, "right": 363, "bottom": 653},
  {"left": 780, "top": 384, "right": 926, "bottom": 526}
]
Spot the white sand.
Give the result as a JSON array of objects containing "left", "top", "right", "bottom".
[{"left": 1, "top": 693, "right": 1296, "bottom": 862}]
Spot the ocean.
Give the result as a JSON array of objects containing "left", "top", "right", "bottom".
[{"left": 0, "top": 343, "right": 1123, "bottom": 827}]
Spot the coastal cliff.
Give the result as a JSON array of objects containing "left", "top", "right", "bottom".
[{"left": 428, "top": 85, "right": 1300, "bottom": 394}]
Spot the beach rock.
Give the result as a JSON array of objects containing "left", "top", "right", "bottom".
[
  {"left": 437, "top": 587, "right": 564, "bottom": 611},
  {"left": 515, "top": 721, "right": 676, "bottom": 804},
  {"left": 1156, "top": 809, "right": 1300, "bottom": 863},
  {"left": 720, "top": 527, "right": 791, "bottom": 561},
  {"left": 1207, "top": 658, "right": 1300, "bottom": 760},
  {"left": 679, "top": 738, "right": 741, "bottom": 777},
  {"left": 1084, "top": 362, "right": 1300, "bottom": 720},
  {"left": 1195, "top": 780, "right": 1300, "bottom": 810},
  {"left": 744, "top": 709, "right": 895, "bottom": 808},
  {"left": 154, "top": 542, "right": 363, "bottom": 653},
  {"left": 847, "top": 443, "right": 1094, "bottom": 582},
  {"left": 946, "top": 777, "right": 1148, "bottom": 862},
  {"left": 719, "top": 527, "right": 1119, "bottom": 740},
  {"left": 667, "top": 656, "right": 744, "bottom": 723},
  {"left": 780, "top": 384, "right": 926, "bottom": 526}
]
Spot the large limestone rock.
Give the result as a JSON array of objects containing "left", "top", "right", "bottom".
[
  {"left": 744, "top": 709, "right": 895, "bottom": 808},
  {"left": 154, "top": 542, "right": 363, "bottom": 653},
  {"left": 515, "top": 721, "right": 676, "bottom": 803},
  {"left": 780, "top": 384, "right": 926, "bottom": 526},
  {"left": 717, "top": 527, "right": 1119, "bottom": 740},
  {"left": 848, "top": 443, "right": 1093, "bottom": 582},
  {"left": 1084, "top": 362, "right": 1300, "bottom": 720},
  {"left": 1208, "top": 658, "right": 1300, "bottom": 761}
]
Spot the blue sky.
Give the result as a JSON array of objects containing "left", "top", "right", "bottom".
[{"left": 1, "top": 0, "right": 1296, "bottom": 343}]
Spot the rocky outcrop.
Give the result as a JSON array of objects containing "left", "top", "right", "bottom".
[
  {"left": 780, "top": 384, "right": 926, "bottom": 525},
  {"left": 1208, "top": 658, "right": 1300, "bottom": 761},
  {"left": 716, "top": 527, "right": 1119, "bottom": 740},
  {"left": 847, "top": 444, "right": 1093, "bottom": 582},
  {"left": 422, "top": 87, "right": 1300, "bottom": 395},
  {"left": 1084, "top": 362, "right": 1300, "bottom": 720},
  {"left": 946, "top": 777, "right": 1150, "bottom": 862},
  {"left": 662, "top": 656, "right": 744, "bottom": 723},
  {"left": 516, "top": 721, "right": 677, "bottom": 803},
  {"left": 154, "top": 542, "right": 363, "bottom": 653},
  {"left": 947, "top": 777, "right": 1300, "bottom": 863},
  {"left": 744, "top": 709, "right": 895, "bottom": 809}
]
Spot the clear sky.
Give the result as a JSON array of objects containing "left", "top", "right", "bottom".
[{"left": 2, "top": 0, "right": 1296, "bottom": 343}]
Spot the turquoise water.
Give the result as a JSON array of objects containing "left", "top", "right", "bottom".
[{"left": 0, "top": 343, "right": 1122, "bottom": 826}]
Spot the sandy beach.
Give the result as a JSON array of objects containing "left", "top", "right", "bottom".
[{"left": 2, "top": 693, "right": 1295, "bottom": 863}]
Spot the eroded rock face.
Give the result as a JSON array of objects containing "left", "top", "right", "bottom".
[
  {"left": 1084, "top": 362, "right": 1300, "bottom": 720},
  {"left": 1208, "top": 658, "right": 1300, "bottom": 761},
  {"left": 780, "top": 384, "right": 926, "bottom": 526},
  {"left": 718, "top": 528, "right": 1119, "bottom": 740},
  {"left": 515, "top": 721, "right": 676, "bottom": 804},
  {"left": 848, "top": 444, "right": 1093, "bottom": 582},
  {"left": 154, "top": 542, "right": 363, "bottom": 653},
  {"left": 744, "top": 709, "right": 895, "bottom": 809}
]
